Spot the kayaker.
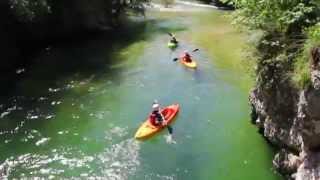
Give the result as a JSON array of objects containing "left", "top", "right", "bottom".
[
  {"left": 182, "top": 50, "right": 192, "bottom": 63},
  {"left": 170, "top": 36, "right": 178, "bottom": 44},
  {"left": 150, "top": 101, "right": 166, "bottom": 126},
  {"left": 149, "top": 100, "right": 174, "bottom": 136}
]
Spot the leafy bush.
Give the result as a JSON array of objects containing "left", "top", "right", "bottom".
[
  {"left": 230, "top": 0, "right": 320, "bottom": 90},
  {"left": 308, "top": 23, "right": 320, "bottom": 44},
  {"left": 292, "top": 23, "right": 320, "bottom": 89},
  {"left": 232, "top": 0, "right": 317, "bottom": 33},
  {"left": 9, "top": 0, "right": 51, "bottom": 22},
  {"left": 292, "top": 55, "right": 311, "bottom": 89},
  {"left": 8, "top": 0, "right": 149, "bottom": 23}
]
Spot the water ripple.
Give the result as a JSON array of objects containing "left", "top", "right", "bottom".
[
  {"left": 98, "top": 138, "right": 140, "bottom": 180},
  {"left": 0, "top": 135, "right": 141, "bottom": 179}
]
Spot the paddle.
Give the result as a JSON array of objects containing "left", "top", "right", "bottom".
[
  {"left": 167, "top": 125, "right": 173, "bottom": 134},
  {"left": 159, "top": 113, "right": 173, "bottom": 135},
  {"left": 168, "top": 32, "right": 179, "bottom": 45},
  {"left": 167, "top": 32, "right": 174, "bottom": 37},
  {"left": 173, "top": 48, "right": 200, "bottom": 61}
]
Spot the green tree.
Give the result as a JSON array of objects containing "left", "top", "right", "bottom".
[
  {"left": 9, "top": 0, "right": 149, "bottom": 23},
  {"left": 230, "top": 0, "right": 320, "bottom": 89},
  {"left": 232, "top": 0, "right": 317, "bottom": 33}
]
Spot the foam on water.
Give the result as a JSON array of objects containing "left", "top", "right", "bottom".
[
  {"left": 144, "top": 173, "right": 177, "bottom": 180},
  {"left": 0, "top": 124, "right": 141, "bottom": 179},
  {"left": 164, "top": 134, "right": 177, "bottom": 144},
  {"left": 97, "top": 138, "right": 140, "bottom": 179},
  {"left": 0, "top": 150, "right": 97, "bottom": 178},
  {"left": 35, "top": 137, "right": 50, "bottom": 146},
  {"left": 104, "top": 126, "right": 129, "bottom": 141}
]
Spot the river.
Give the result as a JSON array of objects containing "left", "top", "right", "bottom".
[{"left": 0, "top": 2, "right": 283, "bottom": 180}]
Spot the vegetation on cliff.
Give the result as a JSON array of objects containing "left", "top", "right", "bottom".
[
  {"left": 231, "top": 0, "right": 320, "bottom": 90},
  {"left": 293, "top": 23, "right": 320, "bottom": 89}
]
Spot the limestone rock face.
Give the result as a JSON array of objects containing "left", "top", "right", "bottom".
[
  {"left": 296, "top": 151, "right": 320, "bottom": 180},
  {"left": 298, "top": 89, "right": 320, "bottom": 150},
  {"left": 249, "top": 87, "right": 302, "bottom": 151},
  {"left": 311, "top": 70, "right": 320, "bottom": 90},
  {"left": 250, "top": 81, "right": 320, "bottom": 179},
  {"left": 273, "top": 149, "right": 302, "bottom": 175}
]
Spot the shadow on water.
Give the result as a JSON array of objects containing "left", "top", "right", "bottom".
[
  {"left": 0, "top": 16, "right": 189, "bottom": 177},
  {"left": 0, "top": 16, "right": 188, "bottom": 133}
]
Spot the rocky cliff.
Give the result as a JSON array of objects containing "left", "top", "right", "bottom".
[{"left": 250, "top": 48, "right": 320, "bottom": 179}]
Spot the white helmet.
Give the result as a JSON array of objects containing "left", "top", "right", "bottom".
[
  {"left": 184, "top": 50, "right": 189, "bottom": 53},
  {"left": 152, "top": 103, "right": 160, "bottom": 110}
]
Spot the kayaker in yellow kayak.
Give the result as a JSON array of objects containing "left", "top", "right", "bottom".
[
  {"left": 149, "top": 100, "right": 173, "bottom": 135},
  {"left": 182, "top": 50, "right": 192, "bottom": 63},
  {"left": 150, "top": 100, "right": 167, "bottom": 126}
]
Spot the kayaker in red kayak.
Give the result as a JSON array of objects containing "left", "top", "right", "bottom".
[{"left": 181, "top": 50, "right": 192, "bottom": 63}]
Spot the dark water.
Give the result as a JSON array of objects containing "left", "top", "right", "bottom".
[{"left": 0, "top": 5, "right": 282, "bottom": 180}]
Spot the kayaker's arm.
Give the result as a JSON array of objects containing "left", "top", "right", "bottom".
[
  {"left": 159, "top": 108, "right": 166, "bottom": 125},
  {"left": 160, "top": 112, "right": 165, "bottom": 121}
]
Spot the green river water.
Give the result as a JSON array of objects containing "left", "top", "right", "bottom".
[{"left": 0, "top": 4, "right": 283, "bottom": 180}]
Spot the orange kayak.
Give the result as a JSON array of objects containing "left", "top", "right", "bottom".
[
  {"left": 134, "top": 104, "right": 180, "bottom": 140},
  {"left": 180, "top": 58, "right": 197, "bottom": 68}
]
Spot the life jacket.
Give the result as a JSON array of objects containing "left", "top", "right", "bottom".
[
  {"left": 149, "top": 110, "right": 163, "bottom": 126},
  {"left": 181, "top": 53, "right": 192, "bottom": 62},
  {"left": 149, "top": 113, "right": 157, "bottom": 126}
]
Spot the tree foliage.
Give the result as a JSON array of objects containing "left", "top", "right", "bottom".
[
  {"left": 292, "top": 23, "right": 320, "bottom": 89},
  {"left": 308, "top": 22, "right": 320, "bottom": 44},
  {"left": 231, "top": 0, "right": 320, "bottom": 89},
  {"left": 232, "top": 0, "right": 318, "bottom": 33},
  {"left": 9, "top": 0, "right": 51, "bottom": 22},
  {"left": 8, "top": 0, "right": 149, "bottom": 23}
]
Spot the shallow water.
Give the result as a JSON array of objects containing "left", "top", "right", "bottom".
[{"left": 0, "top": 4, "right": 282, "bottom": 180}]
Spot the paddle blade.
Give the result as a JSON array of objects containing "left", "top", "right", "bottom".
[
  {"left": 167, "top": 32, "right": 173, "bottom": 37},
  {"left": 192, "top": 48, "right": 199, "bottom": 52},
  {"left": 167, "top": 126, "right": 173, "bottom": 134},
  {"left": 173, "top": 58, "right": 179, "bottom": 62}
]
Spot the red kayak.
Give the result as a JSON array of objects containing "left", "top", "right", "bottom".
[{"left": 134, "top": 104, "right": 180, "bottom": 140}]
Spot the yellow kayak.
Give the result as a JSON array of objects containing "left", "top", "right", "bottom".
[
  {"left": 180, "top": 58, "right": 197, "bottom": 68},
  {"left": 134, "top": 104, "right": 180, "bottom": 140}
]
